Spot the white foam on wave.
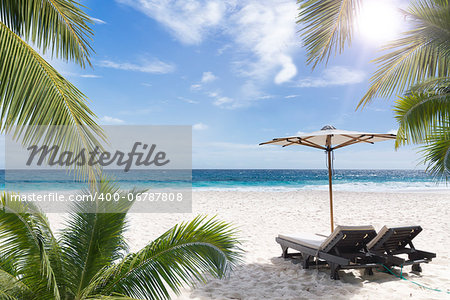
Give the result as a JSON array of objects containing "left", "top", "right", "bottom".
[{"left": 192, "top": 181, "right": 449, "bottom": 193}]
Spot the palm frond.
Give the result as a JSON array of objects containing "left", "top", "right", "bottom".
[
  {"left": 0, "top": 193, "right": 60, "bottom": 299},
  {"left": 407, "top": 76, "right": 450, "bottom": 94},
  {"left": 59, "top": 177, "right": 136, "bottom": 299},
  {"left": 0, "top": 289, "right": 19, "bottom": 300},
  {"left": 420, "top": 124, "right": 450, "bottom": 181},
  {"left": 297, "top": 0, "right": 362, "bottom": 69},
  {"left": 0, "top": 21, "right": 105, "bottom": 180},
  {"left": 86, "top": 294, "right": 140, "bottom": 300},
  {"left": 85, "top": 216, "right": 243, "bottom": 300},
  {"left": 0, "top": 251, "right": 35, "bottom": 300},
  {"left": 358, "top": 0, "right": 450, "bottom": 107},
  {"left": 0, "top": 0, "right": 94, "bottom": 67},
  {"left": 0, "top": 241, "right": 37, "bottom": 299},
  {"left": 0, "top": 267, "right": 32, "bottom": 299},
  {"left": 394, "top": 90, "right": 450, "bottom": 147}
]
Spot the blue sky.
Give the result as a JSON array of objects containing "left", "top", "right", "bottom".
[{"left": 50, "top": 0, "right": 424, "bottom": 169}]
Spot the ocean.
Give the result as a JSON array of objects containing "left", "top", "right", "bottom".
[{"left": 0, "top": 169, "right": 447, "bottom": 193}]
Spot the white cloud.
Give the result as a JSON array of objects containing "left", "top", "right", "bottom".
[
  {"left": 212, "top": 96, "right": 242, "bottom": 109},
  {"left": 230, "top": 1, "right": 298, "bottom": 84},
  {"left": 285, "top": 94, "right": 299, "bottom": 99},
  {"left": 142, "top": 82, "right": 152, "bottom": 87},
  {"left": 193, "top": 123, "right": 208, "bottom": 130},
  {"left": 274, "top": 55, "right": 297, "bottom": 84},
  {"left": 213, "top": 96, "right": 234, "bottom": 107},
  {"left": 117, "top": 0, "right": 227, "bottom": 44},
  {"left": 178, "top": 97, "right": 199, "bottom": 104},
  {"left": 257, "top": 95, "right": 273, "bottom": 99},
  {"left": 368, "top": 107, "right": 387, "bottom": 112},
  {"left": 191, "top": 72, "right": 218, "bottom": 91},
  {"left": 217, "top": 44, "right": 231, "bottom": 55},
  {"left": 297, "top": 66, "right": 365, "bottom": 88},
  {"left": 91, "top": 17, "right": 107, "bottom": 24},
  {"left": 119, "top": 0, "right": 302, "bottom": 110},
  {"left": 205, "top": 83, "right": 266, "bottom": 109},
  {"left": 60, "top": 72, "right": 102, "bottom": 78},
  {"left": 238, "top": 81, "right": 268, "bottom": 102},
  {"left": 98, "top": 59, "right": 175, "bottom": 74},
  {"left": 119, "top": 0, "right": 298, "bottom": 85},
  {"left": 201, "top": 71, "right": 217, "bottom": 83},
  {"left": 80, "top": 74, "right": 102, "bottom": 78},
  {"left": 100, "top": 116, "right": 125, "bottom": 124},
  {"left": 190, "top": 84, "right": 202, "bottom": 90}
]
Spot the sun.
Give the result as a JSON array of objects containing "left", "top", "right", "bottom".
[{"left": 356, "top": 0, "right": 403, "bottom": 44}]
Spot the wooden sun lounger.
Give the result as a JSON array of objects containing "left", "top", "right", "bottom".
[
  {"left": 276, "top": 225, "right": 378, "bottom": 280},
  {"left": 366, "top": 225, "right": 436, "bottom": 272}
]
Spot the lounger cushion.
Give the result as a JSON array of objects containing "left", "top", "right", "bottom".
[{"left": 278, "top": 233, "right": 325, "bottom": 250}]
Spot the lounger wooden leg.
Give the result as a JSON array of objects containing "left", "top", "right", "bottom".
[
  {"left": 330, "top": 263, "right": 340, "bottom": 280},
  {"left": 412, "top": 263, "right": 422, "bottom": 273},
  {"left": 301, "top": 254, "right": 311, "bottom": 269},
  {"left": 281, "top": 246, "right": 289, "bottom": 258},
  {"left": 364, "top": 267, "right": 374, "bottom": 276}
]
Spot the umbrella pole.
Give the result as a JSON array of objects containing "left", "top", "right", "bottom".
[{"left": 327, "top": 150, "right": 334, "bottom": 232}]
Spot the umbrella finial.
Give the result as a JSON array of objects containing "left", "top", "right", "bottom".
[{"left": 321, "top": 125, "right": 336, "bottom": 130}]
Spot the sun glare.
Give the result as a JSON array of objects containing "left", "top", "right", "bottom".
[{"left": 356, "top": 0, "right": 402, "bottom": 44}]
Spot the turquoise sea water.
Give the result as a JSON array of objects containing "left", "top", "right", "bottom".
[{"left": 1, "top": 169, "right": 447, "bottom": 192}]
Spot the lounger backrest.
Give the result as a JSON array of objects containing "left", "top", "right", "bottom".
[
  {"left": 367, "top": 225, "right": 422, "bottom": 252},
  {"left": 320, "top": 225, "right": 377, "bottom": 253}
]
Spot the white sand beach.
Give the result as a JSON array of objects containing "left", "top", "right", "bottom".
[{"left": 49, "top": 190, "right": 450, "bottom": 299}]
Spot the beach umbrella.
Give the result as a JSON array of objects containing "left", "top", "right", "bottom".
[{"left": 260, "top": 125, "right": 396, "bottom": 232}]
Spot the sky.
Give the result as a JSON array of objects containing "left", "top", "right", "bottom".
[{"left": 42, "top": 0, "right": 425, "bottom": 169}]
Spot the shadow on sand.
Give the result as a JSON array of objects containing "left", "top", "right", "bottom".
[{"left": 189, "top": 257, "right": 423, "bottom": 300}]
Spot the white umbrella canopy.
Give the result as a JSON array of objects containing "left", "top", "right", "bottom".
[
  {"left": 260, "top": 125, "right": 396, "bottom": 232},
  {"left": 260, "top": 125, "right": 396, "bottom": 150}
]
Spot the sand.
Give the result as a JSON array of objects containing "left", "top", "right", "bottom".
[{"left": 49, "top": 190, "right": 450, "bottom": 299}]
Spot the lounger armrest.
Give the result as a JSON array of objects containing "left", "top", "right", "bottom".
[
  {"left": 318, "top": 251, "right": 350, "bottom": 266},
  {"left": 409, "top": 250, "right": 436, "bottom": 260},
  {"left": 389, "top": 248, "right": 437, "bottom": 259},
  {"left": 385, "top": 255, "right": 406, "bottom": 266},
  {"left": 368, "top": 250, "right": 405, "bottom": 266}
]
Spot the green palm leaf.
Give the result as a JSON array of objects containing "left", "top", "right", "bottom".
[
  {"left": 85, "top": 295, "right": 139, "bottom": 300},
  {"left": 0, "top": 20, "right": 105, "bottom": 180},
  {"left": 408, "top": 76, "right": 450, "bottom": 94},
  {"left": 1, "top": 186, "right": 243, "bottom": 299},
  {"left": 358, "top": 0, "right": 450, "bottom": 108},
  {"left": 420, "top": 125, "right": 450, "bottom": 180},
  {"left": 85, "top": 296, "right": 138, "bottom": 300},
  {"left": 85, "top": 216, "right": 243, "bottom": 300},
  {"left": 59, "top": 178, "right": 136, "bottom": 299},
  {"left": 0, "top": 0, "right": 94, "bottom": 67},
  {"left": 297, "top": 0, "right": 362, "bottom": 69},
  {"left": 0, "top": 193, "right": 61, "bottom": 299},
  {"left": 394, "top": 77, "right": 449, "bottom": 180},
  {"left": 0, "top": 290, "right": 19, "bottom": 300},
  {"left": 394, "top": 86, "right": 450, "bottom": 147},
  {"left": 0, "top": 253, "right": 33, "bottom": 300}
]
